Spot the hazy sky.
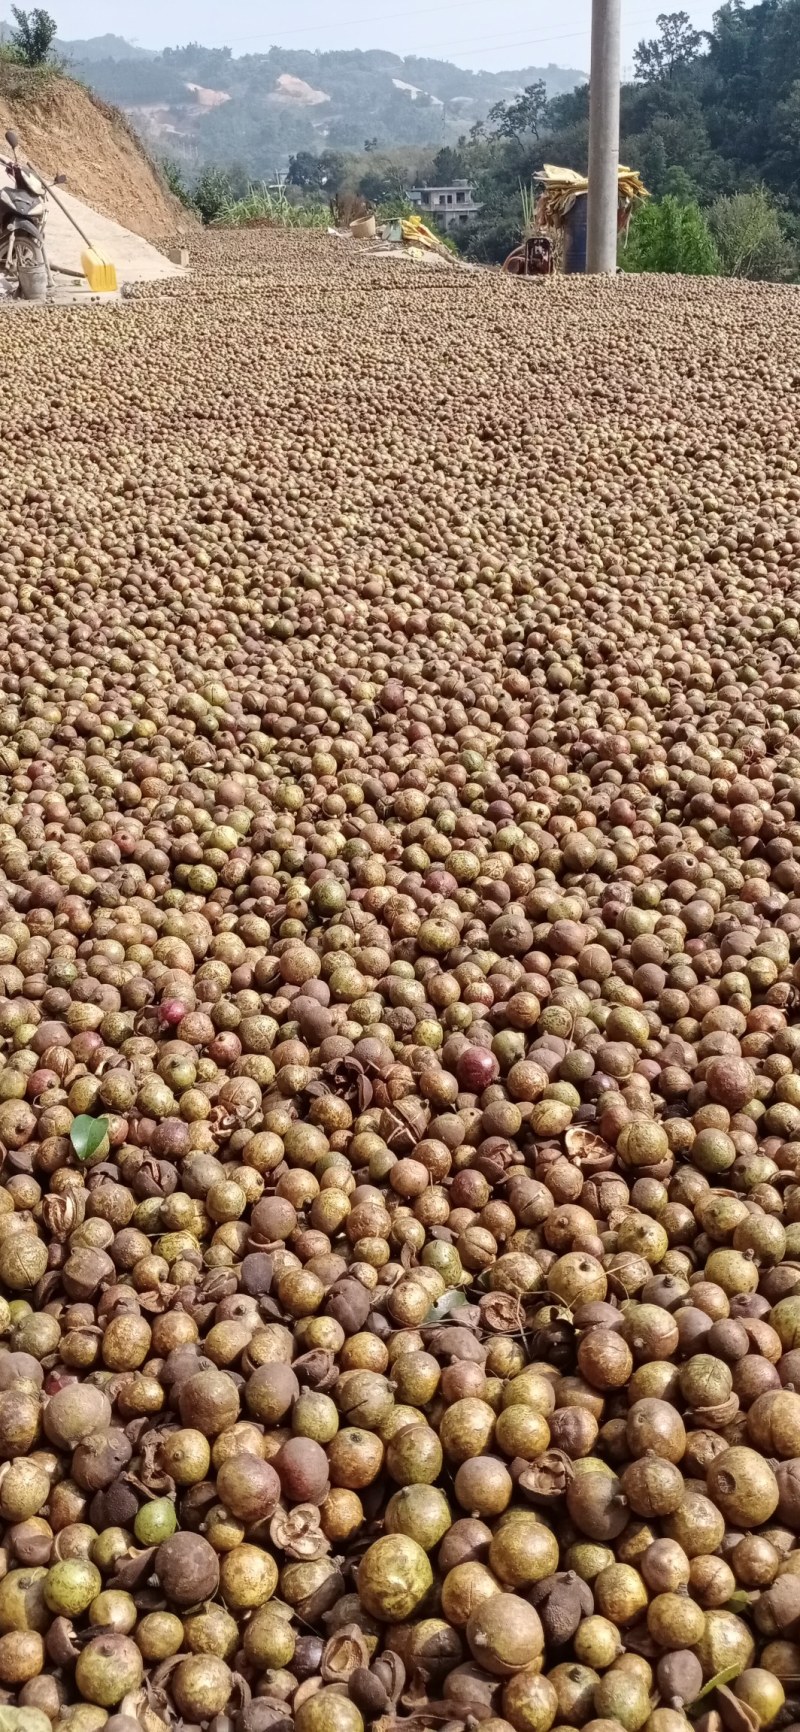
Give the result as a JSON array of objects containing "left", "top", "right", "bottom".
[{"left": 24, "top": 0, "right": 729, "bottom": 73}]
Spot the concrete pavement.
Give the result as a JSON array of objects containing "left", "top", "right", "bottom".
[{"left": 42, "top": 185, "right": 185, "bottom": 285}]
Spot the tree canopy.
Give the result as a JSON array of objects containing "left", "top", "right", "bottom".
[
  {"left": 8, "top": 6, "right": 57, "bottom": 65},
  {"left": 633, "top": 13, "right": 705, "bottom": 82},
  {"left": 480, "top": 81, "right": 549, "bottom": 147},
  {"left": 457, "top": 0, "right": 800, "bottom": 274}
]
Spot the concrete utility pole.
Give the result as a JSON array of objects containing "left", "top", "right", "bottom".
[{"left": 586, "top": 0, "right": 621, "bottom": 273}]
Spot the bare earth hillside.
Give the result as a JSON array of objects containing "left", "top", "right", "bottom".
[{"left": 0, "top": 71, "right": 193, "bottom": 240}]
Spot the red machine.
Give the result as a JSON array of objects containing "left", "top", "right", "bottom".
[{"left": 502, "top": 234, "right": 554, "bottom": 277}]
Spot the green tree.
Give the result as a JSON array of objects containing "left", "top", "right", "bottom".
[
  {"left": 357, "top": 159, "right": 408, "bottom": 204},
  {"left": 160, "top": 157, "right": 192, "bottom": 205},
  {"left": 708, "top": 185, "right": 797, "bottom": 277},
  {"left": 703, "top": 0, "right": 800, "bottom": 189},
  {"left": 764, "top": 79, "right": 800, "bottom": 197},
  {"left": 287, "top": 151, "right": 323, "bottom": 190},
  {"left": 621, "top": 194, "right": 719, "bottom": 272},
  {"left": 192, "top": 165, "right": 234, "bottom": 224},
  {"left": 8, "top": 6, "right": 57, "bottom": 65},
  {"left": 663, "top": 164, "right": 703, "bottom": 202},
  {"left": 465, "top": 185, "right": 525, "bottom": 263},
  {"left": 639, "top": 133, "right": 669, "bottom": 195},
  {"left": 432, "top": 145, "right": 466, "bottom": 181},
  {"left": 287, "top": 150, "right": 347, "bottom": 193},
  {"left": 484, "top": 81, "right": 549, "bottom": 148},
  {"left": 634, "top": 12, "right": 704, "bottom": 81}
]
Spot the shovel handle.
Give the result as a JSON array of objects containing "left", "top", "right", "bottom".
[
  {"left": 42, "top": 179, "right": 93, "bottom": 249},
  {"left": 24, "top": 157, "right": 95, "bottom": 250}
]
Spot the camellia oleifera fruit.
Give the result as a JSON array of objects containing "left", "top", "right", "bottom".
[{"left": 0, "top": 231, "right": 796, "bottom": 1732}]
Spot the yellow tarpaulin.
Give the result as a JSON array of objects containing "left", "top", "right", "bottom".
[{"left": 401, "top": 214, "right": 449, "bottom": 251}]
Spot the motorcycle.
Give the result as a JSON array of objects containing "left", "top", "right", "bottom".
[{"left": 0, "top": 128, "right": 64, "bottom": 300}]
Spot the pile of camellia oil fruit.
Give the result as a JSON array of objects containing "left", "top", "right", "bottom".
[{"left": 0, "top": 232, "right": 799, "bottom": 1732}]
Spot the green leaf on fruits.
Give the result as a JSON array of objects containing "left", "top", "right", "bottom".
[
  {"left": 70, "top": 1114, "right": 109, "bottom": 1162},
  {"left": 688, "top": 1663, "right": 744, "bottom": 1710},
  {"left": 724, "top": 1590, "right": 752, "bottom": 1612},
  {"left": 424, "top": 1289, "right": 467, "bottom": 1324}
]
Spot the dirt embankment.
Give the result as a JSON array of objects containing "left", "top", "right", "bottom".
[{"left": 0, "top": 69, "right": 196, "bottom": 241}]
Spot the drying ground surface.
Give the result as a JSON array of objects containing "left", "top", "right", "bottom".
[{"left": 0, "top": 233, "right": 800, "bottom": 1730}]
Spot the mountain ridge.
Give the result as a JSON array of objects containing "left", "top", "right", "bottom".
[
  {"left": 55, "top": 33, "right": 159, "bottom": 61},
  {"left": 51, "top": 34, "right": 585, "bottom": 176}
]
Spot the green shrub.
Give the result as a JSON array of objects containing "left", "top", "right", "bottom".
[
  {"left": 708, "top": 186, "right": 797, "bottom": 279},
  {"left": 215, "top": 184, "right": 328, "bottom": 229},
  {"left": 160, "top": 157, "right": 193, "bottom": 207},
  {"left": 376, "top": 195, "right": 414, "bottom": 222},
  {"left": 621, "top": 194, "right": 719, "bottom": 273},
  {"left": 192, "top": 166, "right": 235, "bottom": 226}
]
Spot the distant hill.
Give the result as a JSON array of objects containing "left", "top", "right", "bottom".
[
  {"left": 55, "top": 33, "right": 158, "bottom": 61},
  {"left": 56, "top": 35, "right": 585, "bottom": 177}
]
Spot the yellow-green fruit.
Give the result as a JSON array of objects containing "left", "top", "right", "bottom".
[
  {"left": 136, "top": 1612, "right": 185, "bottom": 1661},
  {"left": 184, "top": 1605, "right": 240, "bottom": 1659},
  {"left": 385, "top": 1484, "right": 452, "bottom": 1550},
  {"left": 357, "top": 1535, "right": 433, "bottom": 1620},
  {"left": 734, "top": 1670, "right": 786, "bottom": 1727},
  {"left": 172, "top": 1655, "right": 233, "bottom": 1720},
  {"left": 705, "top": 1448, "right": 778, "bottom": 1526},
  {"left": 466, "top": 1593, "right": 544, "bottom": 1677},
  {"left": 219, "top": 1544, "right": 278, "bottom": 1610},
  {"left": 694, "top": 1610, "right": 755, "bottom": 1680},
  {"left": 295, "top": 1690, "right": 364, "bottom": 1732},
  {"left": 489, "top": 1519, "right": 559, "bottom": 1588},
  {"left": 0, "top": 1570, "right": 48, "bottom": 1634},
  {"left": 593, "top": 1668, "right": 651, "bottom": 1732},
  {"left": 74, "top": 1634, "right": 144, "bottom": 1707},
  {"left": 574, "top": 1617, "right": 624, "bottom": 1669},
  {"left": 595, "top": 1564, "right": 649, "bottom": 1628},
  {"left": 0, "top": 1713, "right": 51, "bottom": 1732},
  {"left": 503, "top": 1670, "right": 559, "bottom": 1732},
  {"left": 44, "top": 1561, "right": 102, "bottom": 1618},
  {"left": 244, "top": 1604, "right": 297, "bottom": 1669}
]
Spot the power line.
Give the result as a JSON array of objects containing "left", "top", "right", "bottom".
[
  {"left": 224, "top": 0, "right": 497, "bottom": 44},
  {"left": 399, "top": 13, "right": 656, "bottom": 57},
  {"left": 219, "top": 4, "right": 661, "bottom": 53}
]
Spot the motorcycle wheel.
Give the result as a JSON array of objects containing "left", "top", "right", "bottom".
[{"left": 15, "top": 236, "right": 48, "bottom": 302}]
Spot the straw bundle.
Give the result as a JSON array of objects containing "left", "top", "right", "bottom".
[{"left": 534, "top": 163, "right": 648, "bottom": 229}]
